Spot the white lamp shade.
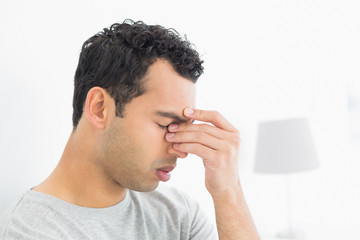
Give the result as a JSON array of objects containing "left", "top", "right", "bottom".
[{"left": 254, "top": 118, "right": 319, "bottom": 174}]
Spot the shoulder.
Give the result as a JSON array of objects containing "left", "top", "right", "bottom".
[
  {"left": 1, "top": 190, "right": 62, "bottom": 220},
  {"left": 0, "top": 190, "right": 75, "bottom": 239},
  {"left": 0, "top": 191, "right": 34, "bottom": 239}
]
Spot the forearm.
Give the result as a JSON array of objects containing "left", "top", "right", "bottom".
[{"left": 212, "top": 181, "right": 260, "bottom": 240}]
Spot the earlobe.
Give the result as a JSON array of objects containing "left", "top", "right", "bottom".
[{"left": 85, "top": 87, "right": 111, "bottom": 129}]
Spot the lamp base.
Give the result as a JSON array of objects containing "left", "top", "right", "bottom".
[{"left": 276, "top": 228, "right": 305, "bottom": 239}]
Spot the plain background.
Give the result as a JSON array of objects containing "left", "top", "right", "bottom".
[{"left": 1, "top": 0, "right": 359, "bottom": 239}]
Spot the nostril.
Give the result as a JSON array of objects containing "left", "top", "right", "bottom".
[
  {"left": 169, "top": 145, "right": 188, "bottom": 159},
  {"left": 172, "top": 150, "right": 181, "bottom": 159},
  {"left": 167, "top": 145, "right": 182, "bottom": 158},
  {"left": 179, "top": 152, "right": 188, "bottom": 159}
]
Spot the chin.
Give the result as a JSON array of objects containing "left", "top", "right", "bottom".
[{"left": 132, "top": 181, "right": 160, "bottom": 193}]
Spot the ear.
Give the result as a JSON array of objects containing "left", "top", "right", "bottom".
[{"left": 84, "top": 87, "right": 115, "bottom": 129}]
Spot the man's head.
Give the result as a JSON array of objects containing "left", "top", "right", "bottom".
[
  {"left": 71, "top": 20, "right": 203, "bottom": 192},
  {"left": 72, "top": 19, "right": 203, "bottom": 128}
]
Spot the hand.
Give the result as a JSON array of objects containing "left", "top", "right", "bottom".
[{"left": 166, "top": 108, "right": 241, "bottom": 197}]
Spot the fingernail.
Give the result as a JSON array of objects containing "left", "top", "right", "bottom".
[
  {"left": 167, "top": 133, "right": 175, "bottom": 138},
  {"left": 184, "top": 108, "right": 193, "bottom": 116},
  {"left": 169, "top": 124, "right": 178, "bottom": 130}
]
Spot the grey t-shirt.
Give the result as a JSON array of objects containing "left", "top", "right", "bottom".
[{"left": 0, "top": 185, "right": 217, "bottom": 239}]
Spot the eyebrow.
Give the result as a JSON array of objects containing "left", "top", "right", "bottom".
[{"left": 155, "top": 111, "right": 194, "bottom": 124}]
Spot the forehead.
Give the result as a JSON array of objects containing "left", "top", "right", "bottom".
[{"left": 140, "top": 59, "right": 196, "bottom": 113}]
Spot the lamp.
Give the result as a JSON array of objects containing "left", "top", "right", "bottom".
[{"left": 254, "top": 118, "right": 319, "bottom": 239}]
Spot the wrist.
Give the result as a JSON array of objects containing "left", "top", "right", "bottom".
[
  {"left": 210, "top": 179, "right": 244, "bottom": 203},
  {"left": 211, "top": 179, "right": 261, "bottom": 240}
]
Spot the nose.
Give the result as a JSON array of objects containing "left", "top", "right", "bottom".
[{"left": 167, "top": 144, "right": 188, "bottom": 159}]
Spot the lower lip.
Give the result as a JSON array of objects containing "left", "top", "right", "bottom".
[{"left": 156, "top": 170, "right": 171, "bottom": 182}]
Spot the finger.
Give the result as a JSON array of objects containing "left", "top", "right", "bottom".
[
  {"left": 166, "top": 131, "right": 224, "bottom": 150},
  {"left": 173, "top": 142, "right": 217, "bottom": 160},
  {"left": 183, "top": 108, "right": 237, "bottom": 133},
  {"left": 168, "top": 123, "right": 227, "bottom": 140}
]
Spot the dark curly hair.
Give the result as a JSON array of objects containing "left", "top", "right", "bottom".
[{"left": 72, "top": 19, "right": 204, "bottom": 128}]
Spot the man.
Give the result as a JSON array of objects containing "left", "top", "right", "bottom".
[{"left": 0, "top": 20, "right": 260, "bottom": 239}]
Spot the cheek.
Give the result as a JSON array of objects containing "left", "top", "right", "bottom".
[{"left": 133, "top": 123, "right": 167, "bottom": 155}]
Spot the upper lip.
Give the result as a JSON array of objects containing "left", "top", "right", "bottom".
[{"left": 157, "top": 165, "right": 175, "bottom": 172}]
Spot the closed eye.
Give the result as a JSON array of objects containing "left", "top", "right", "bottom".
[{"left": 158, "top": 124, "right": 171, "bottom": 129}]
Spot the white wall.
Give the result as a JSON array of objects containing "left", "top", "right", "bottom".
[{"left": 1, "top": 0, "right": 359, "bottom": 238}]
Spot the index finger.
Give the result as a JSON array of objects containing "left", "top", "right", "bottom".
[{"left": 183, "top": 108, "right": 237, "bottom": 133}]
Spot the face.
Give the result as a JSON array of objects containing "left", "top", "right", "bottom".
[{"left": 99, "top": 59, "right": 196, "bottom": 192}]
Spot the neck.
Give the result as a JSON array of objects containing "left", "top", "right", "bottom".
[{"left": 32, "top": 129, "right": 127, "bottom": 208}]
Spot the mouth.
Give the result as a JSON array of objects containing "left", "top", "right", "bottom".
[{"left": 156, "top": 166, "right": 175, "bottom": 182}]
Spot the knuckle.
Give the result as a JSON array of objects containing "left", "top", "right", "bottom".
[
  {"left": 231, "top": 129, "right": 241, "bottom": 145},
  {"left": 210, "top": 110, "right": 219, "bottom": 117},
  {"left": 233, "top": 135, "right": 241, "bottom": 146},
  {"left": 224, "top": 144, "right": 232, "bottom": 155},
  {"left": 213, "top": 110, "right": 221, "bottom": 116},
  {"left": 213, "top": 111, "right": 222, "bottom": 122},
  {"left": 222, "top": 142, "right": 237, "bottom": 157},
  {"left": 234, "top": 128, "right": 240, "bottom": 135}
]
